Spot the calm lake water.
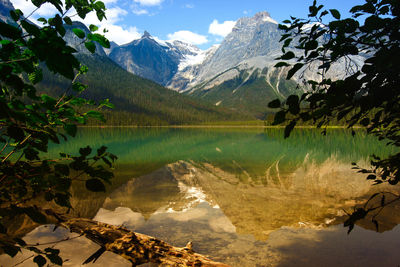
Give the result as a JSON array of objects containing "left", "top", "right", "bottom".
[{"left": 2, "top": 127, "right": 400, "bottom": 267}]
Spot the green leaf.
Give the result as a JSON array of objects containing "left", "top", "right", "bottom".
[
  {"left": 359, "top": 118, "right": 370, "bottom": 126},
  {"left": 286, "top": 95, "right": 299, "bottom": 107},
  {"left": 28, "top": 68, "right": 43, "bottom": 85},
  {"left": 7, "top": 126, "right": 25, "bottom": 142},
  {"left": 85, "top": 41, "right": 96, "bottom": 53},
  {"left": 22, "top": 207, "right": 47, "bottom": 224},
  {"left": 37, "top": 17, "right": 47, "bottom": 24},
  {"left": 0, "top": 21, "right": 22, "bottom": 39},
  {"left": 284, "top": 120, "right": 296, "bottom": 138},
  {"left": 287, "top": 63, "right": 304, "bottom": 79},
  {"left": 72, "top": 82, "right": 87, "bottom": 93},
  {"left": 41, "top": 94, "right": 57, "bottom": 107},
  {"left": 274, "top": 62, "right": 290, "bottom": 68},
  {"left": 273, "top": 110, "right": 286, "bottom": 125},
  {"left": 10, "top": 9, "right": 23, "bottom": 21},
  {"left": 305, "top": 40, "right": 318, "bottom": 51},
  {"left": 87, "top": 33, "right": 110, "bottom": 48},
  {"left": 64, "top": 124, "right": 77, "bottom": 137},
  {"left": 34, "top": 255, "right": 47, "bottom": 267},
  {"left": 3, "top": 245, "right": 20, "bottom": 257},
  {"left": 46, "top": 254, "right": 63, "bottom": 265},
  {"left": 89, "top": 24, "right": 99, "bottom": 32},
  {"left": 268, "top": 99, "right": 281, "bottom": 108},
  {"left": 63, "top": 16, "right": 72, "bottom": 25},
  {"left": 280, "top": 51, "right": 295, "bottom": 60},
  {"left": 21, "top": 20, "right": 40, "bottom": 36},
  {"left": 72, "top": 28, "right": 85, "bottom": 39},
  {"left": 54, "top": 193, "right": 71, "bottom": 208},
  {"left": 55, "top": 164, "right": 70, "bottom": 176},
  {"left": 79, "top": 65, "right": 89, "bottom": 74},
  {"left": 24, "top": 147, "right": 40, "bottom": 160},
  {"left": 70, "top": 97, "right": 87, "bottom": 106},
  {"left": 79, "top": 146, "right": 92, "bottom": 157},
  {"left": 102, "top": 157, "right": 112, "bottom": 167},
  {"left": 99, "top": 99, "right": 115, "bottom": 109},
  {"left": 97, "top": 146, "right": 107, "bottom": 156},
  {"left": 86, "top": 110, "right": 105, "bottom": 122},
  {"left": 329, "top": 9, "right": 341, "bottom": 19},
  {"left": 86, "top": 179, "right": 106, "bottom": 192}
]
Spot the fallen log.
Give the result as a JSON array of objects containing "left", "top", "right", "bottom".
[{"left": 45, "top": 210, "right": 230, "bottom": 266}]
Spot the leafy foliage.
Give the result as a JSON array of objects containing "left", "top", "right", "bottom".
[
  {"left": 270, "top": 0, "right": 400, "bottom": 232},
  {"left": 0, "top": 0, "right": 117, "bottom": 265}
]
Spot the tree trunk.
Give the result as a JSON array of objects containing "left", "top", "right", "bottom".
[{"left": 45, "top": 210, "right": 230, "bottom": 266}]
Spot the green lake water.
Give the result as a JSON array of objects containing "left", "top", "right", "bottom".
[{"left": 2, "top": 127, "right": 400, "bottom": 267}]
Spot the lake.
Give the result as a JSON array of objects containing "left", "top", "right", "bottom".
[{"left": 2, "top": 127, "right": 400, "bottom": 267}]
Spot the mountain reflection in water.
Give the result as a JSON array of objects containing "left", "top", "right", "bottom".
[{"left": 1, "top": 128, "right": 400, "bottom": 267}]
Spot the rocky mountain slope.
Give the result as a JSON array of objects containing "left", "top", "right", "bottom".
[
  {"left": 166, "top": 11, "right": 363, "bottom": 118},
  {"left": 104, "top": 11, "right": 296, "bottom": 118},
  {"left": 87, "top": 10, "right": 361, "bottom": 119},
  {"left": 109, "top": 32, "right": 207, "bottom": 86},
  {"left": 169, "top": 12, "right": 283, "bottom": 92},
  {"left": 0, "top": 0, "right": 13, "bottom": 22}
]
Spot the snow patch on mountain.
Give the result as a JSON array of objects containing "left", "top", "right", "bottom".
[
  {"left": 262, "top": 16, "right": 278, "bottom": 24},
  {"left": 178, "top": 52, "right": 207, "bottom": 71}
]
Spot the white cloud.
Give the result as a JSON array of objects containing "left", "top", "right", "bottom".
[
  {"left": 76, "top": 7, "right": 140, "bottom": 45},
  {"left": 10, "top": 0, "right": 141, "bottom": 45},
  {"left": 167, "top": 30, "right": 208, "bottom": 45},
  {"left": 208, "top": 19, "right": 235, "bottom": 37},
  {"left": 102, "top": 25, "right": 141, "bottom": 45},
  {"left": 105, "top": 7, "right": 128, "bottom": 23},
  {"left": 69, "top": 7, "right": 124, "bottom": 26},
  {"left": 134, "top": 0, "right": 163, "bottom": 6},
  {"left": 11, "top": 0, "right": 58, "bottom": 17},
  {"left": 64, "top": 5, "right": 139, "bottom": 45},
  {"left": 132, "top": 8, "right": 148, "bottom": 15},
  {"left": 184, "top": 4, "right": 194, "bottom": 8},
  {"left": 102, "top": 0, "right": 119, "bottom": 4}
]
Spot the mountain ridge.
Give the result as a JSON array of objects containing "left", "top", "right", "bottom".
[{"left": 0, "top": 1, "right": 248, "bottom": 124}]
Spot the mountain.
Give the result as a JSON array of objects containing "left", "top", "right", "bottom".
[
  {"left": 167, "top": 11, "right": 364, "bottom": 119},
  {"left": 104, "top": 41, "right": 119, "bottom": 55},
  {"left": 166, "top": 44, "right": 219, "bottom": 91},
  {"left": 103, "top": 12, "right": 296, "bottom": 118},
  {"left": 109, "top": 32, "right": 203, "bottom": 86},
  {"left": 165, "top": 12, "right": 296, "bottom": 118},
  {"left": 0, "top": 0, "right": 248, "bottom": 125},
  {"left": 39, "top": 52, "right": 249, "bottom": 125},
  {"left": 170, "top": 12, "right": 282, "bottom": 91},
  {"left": 0, "top": 0, "right": 13, "bottom": 22},
  {"left": 45, "top": 21, "right": 250, "bottom": 124},
  {"left": 104, "top": 12, "right": 298, "bottom": 118}
]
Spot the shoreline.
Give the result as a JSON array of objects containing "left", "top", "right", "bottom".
[{"left": 78, "top": 125, "right": 360, "bottom": 129}]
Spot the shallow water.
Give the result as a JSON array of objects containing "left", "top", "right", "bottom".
[{"left": 2, "top": 128, "right": 400, "bottom": 266}]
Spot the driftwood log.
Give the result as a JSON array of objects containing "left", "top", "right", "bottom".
[{"left": 45, "top": 210, "right": 230, "bottom": 266}]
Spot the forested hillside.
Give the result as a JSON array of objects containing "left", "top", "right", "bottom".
[{"left": 38, "top": 54, "right": 250, "bottom": 125}]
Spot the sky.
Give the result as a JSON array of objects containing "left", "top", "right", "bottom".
[{"left": 11, "top": 0, "right": 364, "bottom": 49}]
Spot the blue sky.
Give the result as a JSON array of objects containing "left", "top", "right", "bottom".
[{"left": 11, "top": 0, "right": 364, "bottom": 49}]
